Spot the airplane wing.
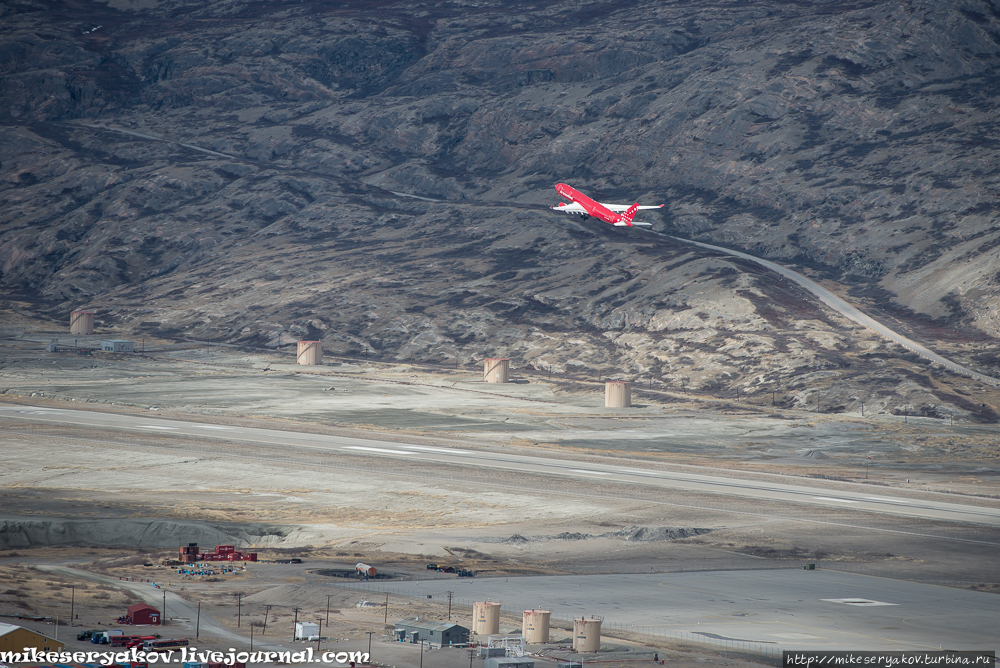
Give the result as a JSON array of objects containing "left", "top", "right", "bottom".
[
  {"left": 551, "top": 202, "right": 587, "bottom": 214},
  {"left": 614, "top": 221, "right": 652, "bottom": 226},
  {"left": 552, "top": 202, "right": 664, "bottom": 214},
  {"left": 602, "top": 203, "right": 665, "bottom": 212}
]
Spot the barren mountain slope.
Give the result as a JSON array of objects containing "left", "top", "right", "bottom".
[{"left": 2, "top": 0, "right": 1000, "bottom": 416}]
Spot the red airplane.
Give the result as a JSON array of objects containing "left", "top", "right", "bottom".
[{"left": 551, "top": 183, "right": 663, "bottom": 227}]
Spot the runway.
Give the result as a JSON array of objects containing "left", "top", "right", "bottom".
[
  {"left": 333, "top": 569, "right": 1000, "bottom": 652},
  {"left": 3, "top": 404, "right": 999, "bottom": 528}
]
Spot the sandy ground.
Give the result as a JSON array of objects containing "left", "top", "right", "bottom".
[
  {"left": 2, "top": 311, "right": 998, "bottom": 665},
  {"left": 2, "top": 316, "right": 998, "bottom": 495}
]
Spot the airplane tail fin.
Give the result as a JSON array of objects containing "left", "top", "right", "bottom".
[{"left": 621, "top": 203, "right": 640, "bottom": 224}]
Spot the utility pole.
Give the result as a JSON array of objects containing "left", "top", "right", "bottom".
[
  {"left": 326, "top": 595, "right": 332, "bottom": 625},
  {"left": 772, "top": 390, "right": 775, "bottom": 407},
  {"left": 419, "top": 640, "right": 424, "bottom": 668},
  {"left": 447, "top": 591, "right": 453, "bottom": 621},
  {"left": 196, "top": 602, "right": 200, "bottom": 640},
  {"left": 317, "top": 619, "right": 323, "bottom": 652},
  {"left": 235, "top": 593, "right": 243, "bottom": 628},
  {"left": 163, "top": 589, "right": 167, "bottom": 627},
  {"left": 292, "top": 608, "right": 301, "bottom": 641},
  {"left": 262, "top": 605, "right": 271, "bottom": 635},
  {"left": 367, "top": 631, "right": 374, "bottom": 659},
  {"left": 383, "top": 593, "right": 388, "bottom": 624},
  {"left": 866, "top": 456, "right": 871, "bottom": 479},
  {"left": 250, "top": 619, "right": 254, "bottom": 652},
  {"left": 861, "top": 400, "right": 864, "bottom": 417},
  {"left": 70, "top": 586, "right": 75, "bottom": 624}
]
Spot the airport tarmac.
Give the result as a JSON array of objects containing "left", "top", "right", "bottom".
[
  {"left": 2, "top": 405, "right": 998, "bottom": 528},
  {"left": 331, "top": 569, "right": 1000, "bottom": 652}
]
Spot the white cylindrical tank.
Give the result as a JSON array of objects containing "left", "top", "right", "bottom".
[
  {"left": 472, "top": 600, "right": 501, "bottom": 635},
  {"left": 355, "top": 562, "right": 376, "bottom": 577},
  {"left": 297, "top": 340, "right": 322, "bottom": 365},
  {"left": 70, "top": 310, "right": 94, "bottom": 335},
  {"left": 484, "top": 358, "right": 510, "bottom": 383},
  {"left": 522, "top": 609, "right": 551, "bottom": 643},
  {"left": 604, "top": 381, "right": 631, "bottom": 408},
  {"left": 573, "top": 617, "right": 601, "bottom": 652}
]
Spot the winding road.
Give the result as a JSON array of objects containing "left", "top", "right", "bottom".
[
  {"left": 71, "top": 122, "right": 998, "bottom": 387},
  {"left": 661, "top": 234, "right": 1000, "bottom": 387}
]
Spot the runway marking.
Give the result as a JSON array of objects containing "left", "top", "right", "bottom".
[
  {"left": 821, "top": 598, "right": 897, "bottom": 606},
  {"left": 195, "top": 425, "right": 234, "bottom": 430},
  {"left": 771, "top": 620, "right": 940, "bottom": 650},
  {"left": 400, "top": 445, "right": 472, "bottom": 454},
  {"left": 813, "top": 496, "right": 858, "bottom": 503},
  {"left": 139, "top": 425, "right": 178, "bottom": 430},
  {"left": 570, "top": 469, "right": 612, "bottom": 475},
  {"left": 343, "top": 446, "right": 415, "bottom": 455},
  {"left": 620, "top": 469, "right": 661, "bottom": 476},
  {"left": 865, "top": 496, "right": 910, "bottom": 504}
]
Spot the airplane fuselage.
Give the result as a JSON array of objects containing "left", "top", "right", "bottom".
[
  {"left": 555, "top": 183, "right": 619, "bottom": 223},
  {"left": 552, "top": 183, "right": 657, "bottom": 227}
]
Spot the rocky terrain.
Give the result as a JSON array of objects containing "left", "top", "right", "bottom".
[{"left": 3, "top": 0, "right": 1000, "bottom": 416}]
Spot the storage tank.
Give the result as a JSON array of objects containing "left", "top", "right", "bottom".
[
  {"left": 572, "top": 617, "right": 601, "bottom": 652},
  {"left": 356, "top": 562, "right": 377, "bottom": 577},
  {"left": 297, "top": 340, "right": 322, "bottom": 365},
  {"left": 472, "top": 600, "right": 501, "bottom": 635},
  {"left": 70, "top": 310, "right": 94, "bottom": 335},
  {"left": 604, "top": 381, "right": 631, "bottom": 408},
  {"left": 522, "top": 609, "right": 551, "bottom": 643},
  {"left": 484, "top": 358, "right": 510, "bottom": 383}
]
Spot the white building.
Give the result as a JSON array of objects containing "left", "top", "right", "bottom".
[
  {"left": 100, "top": 340, "right": 134, "bottom": 352},
  {"left": 294, "top": 622, "right": 319, "bottom": 640}
]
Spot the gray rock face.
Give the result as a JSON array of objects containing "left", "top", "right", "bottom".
[
  {"left": 0, "top": 517, "right": 288, "bottom": 549},
  {"left": 1, "top": 0, "right": 999, "bottom": 416}
]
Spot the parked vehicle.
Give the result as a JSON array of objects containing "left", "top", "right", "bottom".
[
  {"left": 128, "top": 636, "right": 157, "bottom": 649},
  {"left": 144, "top": 638, "right": 190, "bottom": 652},
  {"left": 77, "top": 629, "right": 102, "bottom": 641},
  {"left": 114, "top": 634, "right": 157, "bottom": 648},
  {"left": 91, "top": 630, "right": 124, "bottom": 644}
]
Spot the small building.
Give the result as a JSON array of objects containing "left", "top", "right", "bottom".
[
  {"left": 127, "top": 603, "right": 161, "bottom": 625},
  {"left": 484, "top": 659, "right": 534, "bottom": 668},
  {"left": 101, "top": 340, "right": 134, "bottom": 353},
  {"left": 295, "top": 622, "right": 319, "bottom": 640},
  {"left": 0, "top": 622, "right": 65, "bottom": 654},
  {"left": 394, "top": 618, "right": 469, "bottom": 647},
  {"left": 45, "top": 341, "right": 58, "bottom": 352}
]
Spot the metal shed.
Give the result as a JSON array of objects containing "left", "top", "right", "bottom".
[
  {"left": 127, "top": 603, "right": 161, "bottom": 625},
  {"left": 394, "top": 618, "right": 469, "bottom": 647},
  {"left": 484, "top": 659, "right": 534, "bottom": 668},
  {"left": 101, "top": 340, "right": 134, "bottom": 352}
]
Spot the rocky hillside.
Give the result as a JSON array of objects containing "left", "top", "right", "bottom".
[{"left": 2, "top": 0, "right": 1000, "bottom": 416}]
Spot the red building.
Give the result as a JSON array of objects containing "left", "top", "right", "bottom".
[
  {"left": 127, "top": 603, "right": 161, "bottom": 625},
  {"left": 178, "top": 543, "right": 257, "bottom": 563}
]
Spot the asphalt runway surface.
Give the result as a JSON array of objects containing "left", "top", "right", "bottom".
[
  {"left": 336, "top": 570, "right": 999, "bottom": 652},
  {"left": 3, "top": 405, "right": 999, "bottom": 528}
]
